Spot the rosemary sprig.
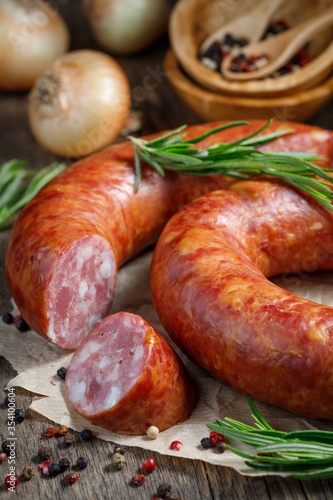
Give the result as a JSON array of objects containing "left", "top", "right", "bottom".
[
  {"left": 207, "top": 396, "right": 333, "bottom": 480},
  {"left": 129, "top": 120, "right": 333, "bottom": 211},
  {"left": 0, "top": 160, "right": 66, "bottom": 230}
]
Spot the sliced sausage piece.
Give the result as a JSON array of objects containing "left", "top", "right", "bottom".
[
  {"left": 5, "top": 121, "right": 333, "bottom": 348},
  {"left": 65, "top": 312, "right": 196, "bottom": 435},
  {"left": 151, "top": 180, "right": 333, "bottom": 420}
]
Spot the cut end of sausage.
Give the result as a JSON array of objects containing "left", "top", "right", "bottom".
[
  {"left": 66, "top": 312, "right": 196, "bottom": 435},
  {"left": 46, "top": 235, "right": 117, "bottom": 349}
]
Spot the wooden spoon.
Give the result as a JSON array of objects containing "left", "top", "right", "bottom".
[
  {"left": 200, "top": 0, "right": 286, "bottom": 54},
  {"left": 222, "top": 6, "right": 333, "bottom": 81}
]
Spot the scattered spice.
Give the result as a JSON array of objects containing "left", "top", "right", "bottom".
[
  {"left": 209, "top": 431, "right": 225, "bottom": 447},
  {"left": 49, "top": 463, "right": 61, "bottom": 477},
  {"left": 80, "top": 429, "right": 93, "bottom": 441},
  {"left": 50, "top": 381, "right": 56, "bottom": 386},
  {"left": 14, "top": 315, "right": 30, "bottom": 332},
  {"left": 38, "top": 460, "right": 51, "bottom": 475},
  {"left": 198, "top": 33, "right": 249, "bottom": 72},
  {"left": 56, "top": 367, "right": 67, "bottom": 380},
  {"left": 15, "top": 409, "right": 25, "bottom": 423},
  {"left": 57, "top": 425, "right": 68, "bottom": 436},
  {"left": 1, "top": 312, "right": 13, "bottom": 324},
  {"left": 228, "top": 52, "right": 269, "bottom": 73},
  {"left": 130, "top": 473, "right": 146, "bottom": 486},
  {"left": 142, "top": 457, "right": 156, "bottom": 472},
  {"left": 200, "top": 437, "right": 212, "bottom": 449},
  {"left": 38, "top": 446, "right": 52, "bottom": 462},
  {"left": 22, "top": 466, "right": 35, "bottom": 481},
  {"left": 111, "top": 452, "right": 126, "bottom": 470},
  {"left": 216, "top": 440, "right": 227, "bottom": 453},
  {"left": 113, "top": 444, "right": 125, "bottom": 455},
  {"left": 4, "top": 475, "right": 19, "bottom": 489},
  {"left": 45, "top": 425, "right": 58, "bottom": 437},
  {"left": 64, "top": 435, "right": 74, "bottom": 447},
  {"left": 64, "top": 472, "right": 79, "bottom": 484},
  {"left": 146, "top": 426, "right": 159, "bottom": 439},
  {"left": 0, "top": 453, "right": 7, "bottom": 462},
  {"left": 170, "top": 440, "right": 182, "bottom": 451},
  {"left": 2, "top": 440, "right": 11, "bottom": 454},
  {"left": 156, "top": 482, "right": 178, "bottom": 499},
  {"left": 59, "top": 457, "right": 71, "bottom": 472},
  {"left": 77, "top": 457, "right": 88, "bottom": 469}
]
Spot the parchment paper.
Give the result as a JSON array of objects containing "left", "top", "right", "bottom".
[{"left": 1, "top": 249, "right": 333, "bottom": 477}]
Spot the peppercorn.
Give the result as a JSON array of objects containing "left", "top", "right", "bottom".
[
  {"left": 64, "top": 435, "right": 74, "bottom": 447},
  {"left": 56, "top": 367, "right": 67, "bottom": 380},
  {"left": 49, "top": 463, "right": 61, "bottom": 477},
  {"left": 4, "top": 475, "right": 19, "bottom": 489},
  {"left": 0, "top": 453, "right": 7, "bottom": 462},
  {"left": 216, "top": 440, "right": 227, "bottom": 453},
  {"left": 200, "top": 437, "right": 211, "bottom": 449},
  {"left": 157, "top": 483, "right": 177, "bottom": 499},
  {"left": 15, "top": 409, "right": 25, "bottom": 423},
  {"left": 38, "top": 460, "right": 51, "bottom": 475},
  {"left": 77, "top": 457, "right": 88, "bottom": 469},
  {"left": 80, "top": 429, "right": 93, "bottom": 441},
  {"left": 2, "top": 440, "right": 11, "bottom": 454},
  {"left": 64, "top": 472, "right": 79, "bottom": 484},
  {"left": 170, "top": 440, "right": 182, "bottom": 451},
  {"left": 146, "top": 426, "right": 159, "bottom": 439},
  {"left": 111, "top": 452, "right": 126, "bottom": 470},
  {"left": 45, "top": 425, "right": 58, "bottom": 437},
  {"left": 21, "top": 466, "right": 35, "bottom": 481},
  {"left": 38, "top": 446, "right": 52, "bottom": 462},
  {"left": 59, "top": 457, "right": 71, "bottom": 472},
  {"left": 113, "top": 444, "right": 125, "bottom": 455},
  {"left": 142, "top": 457, "right": 156, "bottom": 472},
  {"left": 15, "top": 316, "right": 30, "bottom": 332},
  {"left": 57, "top": 425, "right": 68, "bottom": 436},
  {"left": 209, "top": 431, "right": 225, "bottom": 447},
  {"left": 2, "top": 312, "right": 13, "bottom": 324},
  {"left": 130, "top": 473, "right": 146, "bottom": 486}
]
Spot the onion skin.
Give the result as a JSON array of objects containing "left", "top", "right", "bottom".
[
  {"left": 0, "top": 0, "right": 69, "bottom": 92},
  {"left": 28, "top": 49, "right": 131, "bottom": 158},
  {"left": 83, "top": 0, "right": 171, "bottom": 55}
]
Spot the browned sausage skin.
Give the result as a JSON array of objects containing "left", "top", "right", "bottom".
[
  {"left": 151, "top": 180, "right": 333, "bottom": 420},
  {"left": 5, "top": 121, "right": 333, "bottom": 349},
  {"left": 66, "top": 312, "right": 196, "bottom": 434}
]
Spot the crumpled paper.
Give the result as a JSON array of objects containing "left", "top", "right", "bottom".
[{"left": 1, "top": 249, "right": 333, "bottom": 477}]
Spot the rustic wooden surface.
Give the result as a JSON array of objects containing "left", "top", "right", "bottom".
[{"left": 1, "top": 1, "right": 333, "bottom": 499}]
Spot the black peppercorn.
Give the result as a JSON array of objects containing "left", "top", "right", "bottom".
[
  {"left": 77, "top": 457, "right": 88, "bottom": 469},
  {"left": 56, "top": 367, "right": 67, "bottom": 380},
  {"left": 200, "top": 437, "right": 211, "bottom": 449},
  {"left": 59, "top": 457, "right": 71, "bottom": 472},
  {"left": 49, "top": 463, "right": 61, "bottom": 477},
  {"left": 80, "top": 429, "right": 93, "bottom": 441},
  {"left": 113, "top": 445, "right": 125, "bottom": 455},
  {"left": 2, "top": 440, "right": 11, "bottom": 454},
  {"left": 157, "top": 483, "right": 174, "bottom": 497},
  {"left": 64, "top": 435, "right": 74, "bottom": 447},
  {"left": 15, "top": 317, "right": 30, "bottom": 332},
  {"left": 2, "top": 312, "right": 13, "bottom": 324},
  {"left": 38, "top": 446, "right": 52, "bottom": 462},
  {"left": 15, "top": 409, "right": 25, "bottom": 423}
]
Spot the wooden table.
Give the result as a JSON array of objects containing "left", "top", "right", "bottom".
[{"left": 1, "top": 2, "right": 333, "bottom": 499}]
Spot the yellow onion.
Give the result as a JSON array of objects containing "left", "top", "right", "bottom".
[
  {"left": 82, "top": 0, "right": 171, "bottom": 55},
  {"left": 0, "top": 0, "right": 70, "bottom": 91},
  {"left": 28, "top": 50, "right": 131, "bottom": 158}
]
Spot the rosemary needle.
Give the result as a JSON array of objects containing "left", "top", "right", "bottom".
[
  {"left": 0, "top": 160, "right": 66, "bottom": 230},
  {"left": 129, "top": 120, "right": 333, "bottom": 212},
  {"left": 207, "top": 396, "right": 333, "bottom": 479}
]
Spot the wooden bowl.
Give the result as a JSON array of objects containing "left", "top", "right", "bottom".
[
  {"left": 164, "top": 49, "right": 333, "bottom": 122},
  {"left": 169, "top": 0, "right": 333, "bottom": 97}
]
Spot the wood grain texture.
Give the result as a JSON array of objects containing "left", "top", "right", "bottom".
[{"left": 1, "top": 1, "right": 333, "bottom": 498}]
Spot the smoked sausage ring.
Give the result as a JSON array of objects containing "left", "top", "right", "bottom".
[
  {"left": 5, "top": 121, "right": 333, "bottom": 349},
  {"left": 151, "top": 180, "right": 333, "bottom": 420}
]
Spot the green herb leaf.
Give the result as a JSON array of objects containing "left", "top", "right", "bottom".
[
  {"left": 0, "top": 160, "right": 66, "bottom": 230},
  {"left": 129, "top": 121, "right": 333, "bottom": 212}
]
